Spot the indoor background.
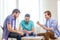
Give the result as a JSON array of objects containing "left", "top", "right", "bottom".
[{"left": 0, "top": 0, "right": 60, "bottom": 39}]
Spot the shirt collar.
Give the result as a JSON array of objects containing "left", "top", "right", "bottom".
[
  {"left": 24, "top": 20, "right": 29, "bottom": 24},
  {"left": 11, "top": 14, "right": 16, "bottom": 20},
  {"left": 46, "top": 17, "right": 52, "bottom": 21}
]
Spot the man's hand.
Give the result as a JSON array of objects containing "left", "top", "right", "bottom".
[
  {"left": 37, "top": 21, "right": 44, "bottom": 28},
  {"left": 37, "top": 21, "right": 53, "bottom": 31},
  {"left": 37, "top": 21, "right": 40, "bottom": 25},
  {"left": 27, "top": 31, "right": 31, "bottom": 34},
  {"left": 23, "top": 30, "right": 31, "bottom": 34},
  {"left": 23, "top": 30, "right": 27, "bottom": 33},
  {"left": 16, "top": 30, "right": 24, "bottom": 36}
]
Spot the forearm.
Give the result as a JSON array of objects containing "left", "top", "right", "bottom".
[
  {"left": 38, "top": 24, "right": 52, "bottom": 31},
  {"left": 17, "top": 26, "right": 22, "bottom": 31},
  {"left": 7, "top": 24, "right": 17, "bottom": 33},
  {"left": 38, "top": 23, "right": 44, "bottom": 27},
  {"left": 8, "top": 28, "right": 17, "bottom": 33},
  {"left": 29, "top": 29, "right": 34, "bottom": 33},
  {"left": 9, "top": 27, "right": 24, "bottom": 35},
  {"left": 42, "top": 26, "right": 53, "bottom": 31},
  {"left": 7, "top": 24, "right": 24, "bottom": 35}
]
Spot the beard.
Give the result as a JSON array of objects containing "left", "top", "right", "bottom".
[{"left": 14, "top": 15, "right": 17, "bottom": 19}]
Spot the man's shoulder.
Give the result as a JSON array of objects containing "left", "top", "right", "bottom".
[
  {"left": 50, "top": 18, "right": 57, "bottom": 23},
  {"left": 50, "top": 18, "right": 56, "bottom": 21},
  {"left": 6, "top": 14, "right": 12, "bottom": 20}
]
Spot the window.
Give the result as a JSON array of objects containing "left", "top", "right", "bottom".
[
  {"left": 58, "top": 0, "right": 60, "bottom": 31},
  {"left": 0, "top": 0, "right": 16, "bottom": 37},
  {"left": 0, "top": 0, "right": 16, "bottom": 26},
  {"left": 19, "top": 0, "right": 39, "bottom": 26},
  {"left": 18, "top": 0, "right": 45, "bottom": 33}
]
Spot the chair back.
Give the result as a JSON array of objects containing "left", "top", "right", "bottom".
[{"left": 0, "top": 26, "right": 4, "bottom": 30}]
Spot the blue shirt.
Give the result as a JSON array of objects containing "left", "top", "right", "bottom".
[
  {"left": 45, "top": 18, "right": 60, "bottom": 37},
  {"left": 3, "top": 14, "right": 16, "bottom": 40},
  {"left": 20, "top": 20, "right": 34, "bottom": 31}
]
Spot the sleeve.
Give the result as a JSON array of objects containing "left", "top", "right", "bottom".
[
  {"left": 7, "top": 17, "right": 12, "bottom": 25},
  {"left": 51, "top": 20, "right": 57, "bottom": 31}
]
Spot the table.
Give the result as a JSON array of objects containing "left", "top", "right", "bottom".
[{"left": 22, "top": 36, "right": 44, "bottom": 40}]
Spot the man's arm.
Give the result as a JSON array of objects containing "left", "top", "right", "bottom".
[
  {"left": 7, "top": 23, "right": 24, "bottom": 35},
  {"left": 28, "top": 27, "right": 35, "bottom": 33},
  {"left": 24, "top": 27, "right": 34, "bottom": 34},
  {"left": 37, "top": 21, "right": 53, "bottom": 31},
  {"left": 7, "top": 23, "right": 17, "bottom": 33},
  {"left": 27, "top": 21, "right": 35, "bottom": 34},
  {"left": 29, "top": 21, "right": 35, "bottom": 33},
  {"left": 7, "top": 17, "right": 24, "bottom": 35},
  {"left": 31, "top": 27, "right": 35, "bottom": 32},
  {"left": 17, "top": 26, "right": 22, "bottom": 32}
]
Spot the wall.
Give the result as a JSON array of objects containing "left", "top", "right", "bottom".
[
  {"left": 38, "top": 0, "right": 57, "bottom": 33},
  {"left": 42, "top": 0, "right": 57, "bottom": 20}
]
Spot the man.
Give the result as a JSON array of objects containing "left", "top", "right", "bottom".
[
  {"left": 3, "top": 9, "right": 25, "bottom": 40},
  {"left": 37, "top": 11, "right": 60, "bottom": 40},
  {"left": 19, "top": 14, "right": 35, "bottom": 36}
]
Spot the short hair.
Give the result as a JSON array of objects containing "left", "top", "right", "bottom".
[
  {"left": 12, "top": 9, "right": 20, "bottom": 14},
  {"left": 25, "top": 14, "right": 30, "bottom": 17},
  {"left": 44, "top": 11, "right": 51, "bottom": 17}
]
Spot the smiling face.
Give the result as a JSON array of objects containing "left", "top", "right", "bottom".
[
  {"left": 44, "top": 11, "right": 51, "bottom": 20},
  {"left": 25, "top": 17, "right": 30, "bottom": 22},
  {"left": 25, "top": 14, "right": 30, "bottom": 22}
]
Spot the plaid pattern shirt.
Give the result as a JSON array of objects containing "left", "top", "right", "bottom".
[{"left": 45, "top": 18, "right": 60, "bottom": 37}]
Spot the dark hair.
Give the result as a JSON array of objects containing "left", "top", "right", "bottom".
[
  {"left": 25, "top": 14, "right": 30, "bottom": 17},
  {"left": 12, "top": 9, "right": 20, "bottom": 14},
  {"left": 44, "top": 11, "right": 51, "bottom": 17}
]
